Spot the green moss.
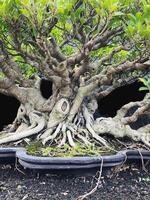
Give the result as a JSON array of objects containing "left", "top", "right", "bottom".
[
  {"left": 26, "top": 141, "right": 43, "bottom": 156},
  {"left": 26, "top": 142, "right": 115, "bottom": 157}
]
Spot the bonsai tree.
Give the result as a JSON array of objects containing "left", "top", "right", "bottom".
[{"left": 0, "top": 0, "right": 149, "bottom": 148}]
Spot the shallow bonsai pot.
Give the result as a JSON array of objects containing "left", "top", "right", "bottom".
[{"left": 0, "top": 147, "right": 149, "bottom": 170}]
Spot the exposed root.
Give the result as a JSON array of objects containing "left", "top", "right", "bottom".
[
  {"left": 42, "top": 123, "right": 62, "bottom": 145},
  {"left": 16, "top": 123, "right": 29, "bottom": 132},
  {"left": 40, "top": 118, "right": 109, "bottom": 148},
  {"left": 82, "top": 105, "right": 109, "bottom": 147},
  {"left": 0, "top": 95, "right": 149, "bottom": 149},
  {"left": 67, "top": 130, "right": 75, "bottom": 147},
  {"left": 39, "top": 128, "right": 53, "bottom": 140},
  {"left": 58, "top": 130, "right": 67, "bottom": 147},
  {"left": 35, "top": 103, "right": 110, "bottom": 148},
  {"left": 93, "top": 116, "right": 150, "bottom": 147},
  {"left": 77, "top": 134, "right": 91, "bottom": 145},
  {"left": 0, "top": 111, "right": 46, "bottom": 144}
]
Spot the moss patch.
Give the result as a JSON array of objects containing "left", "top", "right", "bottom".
[{"left": 26, "top": 142, "right": 115, "bottom": 157}]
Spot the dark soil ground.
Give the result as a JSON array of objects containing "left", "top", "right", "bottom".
[{"left": 0, "top": 161, "right": 150, "bottom": 200}]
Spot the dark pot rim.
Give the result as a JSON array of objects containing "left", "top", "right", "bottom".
[{"left": 0, "top": 147, "right": 149, "bottom": 170}]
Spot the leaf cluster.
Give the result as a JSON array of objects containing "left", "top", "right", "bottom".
[{"left": 139, "top": 75, "right": 150, "bottom": 92}]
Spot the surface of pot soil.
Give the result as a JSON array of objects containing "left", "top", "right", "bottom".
[{"left": 0, "top": 162, "right": 149, "bottom": 200}]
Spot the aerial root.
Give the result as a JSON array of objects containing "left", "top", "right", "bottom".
[
  {"left": 66, "top": 130, "right": 75, "bottom": 147},
  {"left": 39, "top": 128, "right": 53, "bottom": 140},
  {"left": 58, "top": 130, "right": 67, "bottom": 147},
  {"left": 41, "top": 123, "right": 63, "bottom": 145},
  {"left": 82, "top": 105, "right": 108, "bottom": 147},
  {"left": 30, "top": 120, "right": 150, "bottom": 148},
  {"left": 40, "top": 122, "right": 76, "bottom": 146},
  {"left": 0, "top": 111, "right": 46, "bottom": 145},
  {"left": 37, "top": 105, "right": 109, "bottom": 147},
  {"left": 39, "top": 119, "right": 109, "bottom": 147},
  {"left": 86, "top": 123, "right": 108, "bottom": 147},
  {"left": 77, "top": 134, "right": 91, "bottom": 145}
]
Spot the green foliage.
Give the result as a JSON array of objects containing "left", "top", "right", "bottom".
[
  {"left": 62, "top": 45, "right": 76, "bottom": 56},
  {"left": 139, "top": 76, "right": 150, "bottom": 92},
  {"left": 0, "top": 0, "right": 149, "bottom": 77},
  {"left": 0, "top": 0, "right": 21, "bottom": 17},
  {"left": 19, "top": 63, "right": 37, "bottom": 78},
  {"left": 26, "top": 141, "right": 42, "bottom": 156},
  {"left": 126, "top": 0, "right": 150, "bottom": 39},
  {"left": 0, "top": 0, "right": 149, "bottom": 36}
]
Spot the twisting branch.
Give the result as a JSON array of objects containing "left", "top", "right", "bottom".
[
  {"left": 49, "top": 37, "right": 66, "bottom": 62},
  {"left": 116, "top": 93, "right": 150, "bottom": 124},
  {"left": 123, "top": 104, "right": 150, "bottom": 124},
  {"left": 97, "top": 45, "right": 131, "bottom": 67},
  {"left": 0, "top": 39, "right": 34, "bottom": 87},
  {"left": 0, "top": 56, "right": 34, "bottom": 87},
  {"left": 95, "top": 71, "right": 147, "bottom": 99},
  {"left": 66, "top": 27, "right": 123, "bottom": 66},
  {"left": 106, "top": 60, "right": 150, "bottom": 80},
  {"left": 87, "top": 59, "right": 150, "bottom": 88},
  {"left": 73, "top": 57, "right": 90, "bottom": 81}
]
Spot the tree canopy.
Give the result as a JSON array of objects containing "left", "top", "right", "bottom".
[{"left": 0, "top": 0, "right": 150, "bottom": 77}]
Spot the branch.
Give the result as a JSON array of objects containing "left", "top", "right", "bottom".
[
  {"left": 66, "top": 27, "right": 123, "bottom": 66},
  {"left": 96, "top": 74, "right": 144, "bottom": 99},
  {"left": 0, "top": 78, "right": 13, "bottom": 89},
  {"left": 97, "top": 45, "right": 131, "bottom": 67},
  {"left": 72, "top": 57, "right": 90, "bottom": 81},
  {"left": 73, "top": 45, "right": 131, "bottom": 80},
  {"left": 4, "top": 58, "right": 34, "bottom": 87},
  {"left": 122, "top": 93, "right": 150, "bottom": 124},
  {"left": 0, "top": 40, "right": 34, "bottom": 87},
  {"left": 106, "top": 59, "right": 150, "bottom": 81},
  {"left": 123, "top": 104, "right": 150, "bottom": 124},
  {"left": 6, "top": 42, "right": 63, "bottom": 88},
  {"left": 87, "top": 58, "right": 150, "bottom": 90},
  {"left": 116, "top": 93, "right": 150, "bottom": 123},
  {"left": 49, "top": 37, "right": 66, "bottom": 62}
]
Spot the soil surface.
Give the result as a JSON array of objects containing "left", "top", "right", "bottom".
[{"left": 0, "top": 162, "right": 150, "bottom": 200}]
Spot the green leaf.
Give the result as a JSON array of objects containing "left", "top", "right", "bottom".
[
  {"left": 139, "top": 87, "right": 149, "bottom": 91},
  {"left": 139, "top": 78, "right": 148, "bottom": 86},
  {"left": 114, "top": 11, "right": 125, "bottom": 16},
  {"left": 135, "top": 12, "right": 142, "bottom": 21},
  {"left": 128, "top": 13, "right": 136, "bottom": 23},
  {"left": 127, "top": 24, "right": 135, "bottom": 35}
]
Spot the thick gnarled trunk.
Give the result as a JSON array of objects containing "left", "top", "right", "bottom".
[{"left": 0, "top": 86, "right": 149, "bottom": 148}]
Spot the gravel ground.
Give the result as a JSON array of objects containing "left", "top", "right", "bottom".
[{"left": 0, "top": 162, "right": 150, "bottom": 200}]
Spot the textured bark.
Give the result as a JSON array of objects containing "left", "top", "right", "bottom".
[
  {"left": 93, "top": 93, "right": 150, "bottom": 147},
  {"left": 0, "top": 85, "right": 149, "bottom": 147}
]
